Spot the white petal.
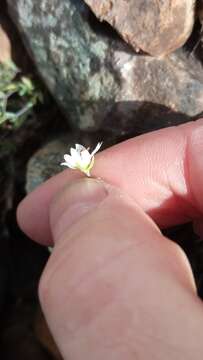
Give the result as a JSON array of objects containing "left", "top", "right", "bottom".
[
  {"left": 80, "top": 149, "right": 91, "bottom": 166},
  {"left": 64, "top": 154, "right": 76, "bottom": 167},
  {"left": 64, "top": 154, "right": 73, "bottom": 163},
  {"left": 61, "top": 162, "right": 76, "bottom": 169},
  {"left": 91, "top": 142, "right": 102, "bottom": 156},
  {"left": 70, "top": 147, "right": 77, "bottom": 157},
  {"left": 61, "top": 154, "right": 77, "bottom": 169},
  {"left": 75, "top": 144, "right": 86, "bottom": 152},
  {"left": 70, "top": 148, "right": 81, "bottom": 163}
]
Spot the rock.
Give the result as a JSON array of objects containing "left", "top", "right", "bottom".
[
  {"left": 0, "top": 4, "right": 30, "bottom": 69},
  {"left": 101, "top": 49, "right": 203, "bottom": 135},
  {"left": 193, "top": 0, "right": 203, "bottom": 59},
  {"left": 84, "top": 0, "right": 195, "bottom": 57},
  {"left": 25, "top": 138, "right": 68, "bottom": 193},
  {"left": 8, "top": 0, "right": 203, "bottom": 134},
  {"left": 0, "top": 4, "right": 12, "bottom": 63},
  {"left": 0, "top": 24, "right": 11, "bottom": 63}
]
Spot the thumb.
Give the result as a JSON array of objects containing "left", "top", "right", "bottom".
[{"left": 39, "top": 179, "right": 203, "bottom": 360}]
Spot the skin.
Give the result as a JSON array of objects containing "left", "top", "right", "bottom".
[{"left": 17, "top": 118, "right": 203, "bottom": 360}]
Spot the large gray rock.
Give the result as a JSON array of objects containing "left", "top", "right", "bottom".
[
  {"left": 8, "top": 0, "right": 203, "bottom": 134},
  {"left": 8, "top": 0, "right": 119, "bottom": 131}
]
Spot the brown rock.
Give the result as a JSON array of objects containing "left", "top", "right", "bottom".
[
  {"left": 0, "top": 4, "right": 30, "bottom": 70},
  {"left": 84, "top": 0, "right": 195, "bottom": 56},
  {"left": 0, "top": 23, "right": 11, "bottom": 63},
  {"left": 0, "top": 3, "right": 11, "bottom": 63}
]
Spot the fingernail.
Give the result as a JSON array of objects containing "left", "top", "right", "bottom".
[{"left": 50, "top": 179, "right": 108, "bottom": 240}]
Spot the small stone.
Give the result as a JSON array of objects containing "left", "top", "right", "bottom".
[
  {"left": 84, "top": 0, "right": 195, "bottom": 56},
  {"left": 25, "top": 138, "right": 69, "bottom": 193}
]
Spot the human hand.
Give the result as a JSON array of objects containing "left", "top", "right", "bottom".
[{"left": 17, "top": 119, "right": 203, "bottom": 360}]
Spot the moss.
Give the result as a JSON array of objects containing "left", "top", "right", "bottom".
[{"left": 0, "top": 61, "right": 43, "bottom": 129}]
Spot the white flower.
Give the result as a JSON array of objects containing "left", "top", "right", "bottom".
[{"left": 61, "top": 142, "right": 102, "bottom": 176}]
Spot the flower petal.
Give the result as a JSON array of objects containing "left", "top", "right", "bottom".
[
  {"left": 61, "top": 162, "right": 76, "bottom": 169},
  {"left": 64, "top": 154, "right": 72, "bottom": 163},
  {"left": 80, "top": 149, "right": 91, "bottom": 167},
  {"left": 61, "top": 154, "right": 77, "bottom": 169},
  {"left": 75, "top": 144, "right": 86, "bottom": 152},
  {"left": 61, "top": 142, "right": 102, "bottom": 176},
  {"left": 70, "top": 148, "right": 81, "bottom": 163},
  {"left": 91, "top": 142, "right": 102, "bottom": 156}
]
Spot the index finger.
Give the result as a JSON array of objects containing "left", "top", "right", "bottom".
[{"left": 17, "top": 119, "right": 203, "bottom": 245}]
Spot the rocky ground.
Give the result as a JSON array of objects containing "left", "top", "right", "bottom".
[{"left": 1, "top": 0, "right": 203, "bottom": 359}]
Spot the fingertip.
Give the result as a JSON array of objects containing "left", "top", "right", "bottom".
[
  {"left": 16, "top": 169, "right": 82, "bottom": 245},
  {"left": 16, "top": 185, "right": 53, "bottom": 246},
  {"left": 49, "top": 178, "right": 109, "bottom": 242}
]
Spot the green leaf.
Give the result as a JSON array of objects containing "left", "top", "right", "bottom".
[{"left": 0, "top": 60, "right": 43, "bottom": 129}]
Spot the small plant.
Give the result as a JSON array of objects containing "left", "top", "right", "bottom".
[{"left": 0, "top": 61, "right": 43, "bottom": 129}]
